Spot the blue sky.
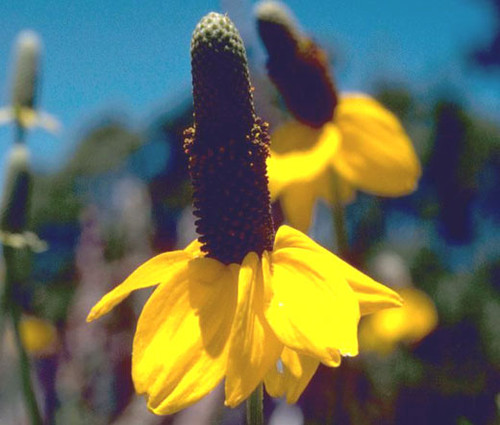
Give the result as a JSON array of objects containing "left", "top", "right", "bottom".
[{"left": 0, "top": 0, "right": 498, "bottom": 174}]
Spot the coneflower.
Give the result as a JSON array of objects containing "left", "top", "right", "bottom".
[{"left": 88, "top": 12, "right": 402, "bottom": 420}]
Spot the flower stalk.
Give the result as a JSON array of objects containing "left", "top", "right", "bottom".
[
  {"left": 331, "top": 172, "right": 349, "bottom": 258},
  {"left": 246, "top": 383, "right": 264, "bottom": 425},
  {"left": 0, "top": 142, "right": 42, "bottom": 424},
  {"left": 10, "top": 299, "right": 43, "bottom": 425}
]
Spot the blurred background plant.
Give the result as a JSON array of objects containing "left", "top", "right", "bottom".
[{"left": 0, "top": 0, "right": 499, "bottom": 424}]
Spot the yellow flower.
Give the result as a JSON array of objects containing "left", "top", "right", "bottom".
[
  {"left": 88, "top": 12, "right": 403, "bottom": 415},
  {"left": 267, "top": 94, "right": 421, "bottom": 231},
  {"left": 359, "top": 287, "right": 438, "bottom": 354},
  {"left": 88, "top": 225, "right": 402, "bottom": 413},
  {"left": 20, "top": 315, "right": 58, "bottom": 356},
  {"left": 256, "top": 1, "right": 421, "bottom": 232}
]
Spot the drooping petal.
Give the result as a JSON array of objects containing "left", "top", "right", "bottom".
[
  {"left": 359, "top": 287, "right": 437, "bottom": 354},
  {"left": 279, "top": 180, "right": 318, "bottom": 233},
  {"left": 264, "top": 347, "right": 320, "bottom": 404},
  {"left": 225, "top": 252, "right": 283, "bottom": 407},
  {"left": 333, "top": 94, "right": 421, "bottom": 196},
  {"left": 338, "top": 260, "right": 403, "bottom": 315},
  {"left": 87, "top": 249, "right": 194, "bottom": 322},
  {"left": 267, "top": 121, "right": 340, "bottom": 198},
  {"left": 279, "top": 169, "right": 338, "bottom": 232},
  {"left": 132, "top": 257, "right": 238, "bottom": 415},
  {"left": 264, "top": 226, "right": 360, "bottom": 364},
  {"left": 273, "top": 225, "right": 402, "bottom": 315}
]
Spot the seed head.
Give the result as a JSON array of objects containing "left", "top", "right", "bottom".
[
  {"left": 186, "top": 13, "right": 274, "bottom": 264},
  {"left": 191, "top": 13, "right": 255, "bottom": 139},
  {"left": 0, "top": 144, "right": 32, "bottom": 235},
  {"left": 11, "top": 31, "right": 41, "bottom": 111},
  {"left": 256, "top": 1, "right": 338, "bottom": 127},
  {"left": 255, "top": 1, "right": 302, "bottom": 58}
]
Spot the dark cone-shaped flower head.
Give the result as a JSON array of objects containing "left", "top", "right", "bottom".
[
  {"left": 255, "top": 0, "right": 302, "bottom": 58},
  {"left": 255, "top": 1, "right": 338, "bottom": 128},
  {"left": 185, "top": 13, "right": 274, "bottom": 265},
  {"left": 11, "top": 31, "right": 41, "bottom": 111},
  {"left": 191, "top": 13, "right": 255, "bottom": 139},
  {"left": 0, "top": 143, "right": 32, "bottom": 234}
]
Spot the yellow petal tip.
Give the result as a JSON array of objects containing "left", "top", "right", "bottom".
[
  {"left": 392, "top": 291, "right": 405, "bottom": 308},
  {"left": 224, "top": 398, "right": 239, "bottom": 408},
  {"left": 86, "top": 308, "right": 99, "bottom": 323},
  {"left": 86, "top": 298, "right": 114, "bottom": 323}
]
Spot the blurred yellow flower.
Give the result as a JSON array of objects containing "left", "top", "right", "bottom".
[
  {"left": 88, "top": 225, "right": 402, "bottom": 414},
  {"left": 255, "top": 2, "right": 420, "bottom": 232},
  {"left": 267, "top": 94, "right": 422, "bottom": 232},
  {"left": 359, "top": 287, "right": 438, "bottom": 354},
  {"left": 20, "top": 315, "right": 57, "bottom": 356}
]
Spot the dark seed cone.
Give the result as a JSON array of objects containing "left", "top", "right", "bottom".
[
  {"left": 191, "top": 13, "right": 255, "bottom": 140},
  {"left": 256, "top": 1, "right": 338, "bottom": 128},
  {"left": 0, "top": 144, "right": 32, "bottom": 234},
  {"left": 1, "top": 143, "right": 34, "bottom": 285},
  {"left": 12, "top": 31, "right": 40, "bottom": 110},
  {"left": 186, "top": 12, "right": 275, "bottom": 265}
]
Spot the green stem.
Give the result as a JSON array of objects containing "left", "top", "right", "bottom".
[
  {"left": 331, "top": 173, "right": 349, "bottom": 258},
  {"left": 246, "top": 383, "right": 264, "bottom": 425},
  {"left": 11, "top": 302, "right": 43, "bottom": 425},
  {"left": 15, "top": 120, "right": 27, "bottom": 145},
  {"left": 0, "top": 284, "right": 6, "bottom": 362}
]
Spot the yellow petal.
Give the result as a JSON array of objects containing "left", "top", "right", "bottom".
[
  {"left": 279, "top": 181, "right": 317, "bottom": 233},
  {"left": 184, "top": 238, "right": 203, "bottom": 256},
  {"left": 331, "top": 257, "right": 403, "bottom": 316},
  {"left": 267, "top": 121, "right": 340, "bottom": 198},
  {"left": 333, "top": 94, "right": 421, "bottom": 196},
  {"left": 274, "top": 225, "right": 402, "bottom": 315},
  {"left": 360, "top": 287, "right": 437, "bottom": 354},
  {"left": 399, "top": 287, "right": 437, "bottom": 342},
  {"left": 225, "top": 252, "right": 283, "bottom": 407},
  {"left": 264, "top": 226, "right": 360, "bottom": 363},
  {"left": 264, "top": 347, "right": 320, "bottom": 404},
  {"left": 132, "top": 257, "right": 238, "bottom": 415},
  {"left": 87, "top": 248, "right": 194, "bottom": 322},
  {"left": 279, "top": 169, "right": 337, "bottom": 233}
]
